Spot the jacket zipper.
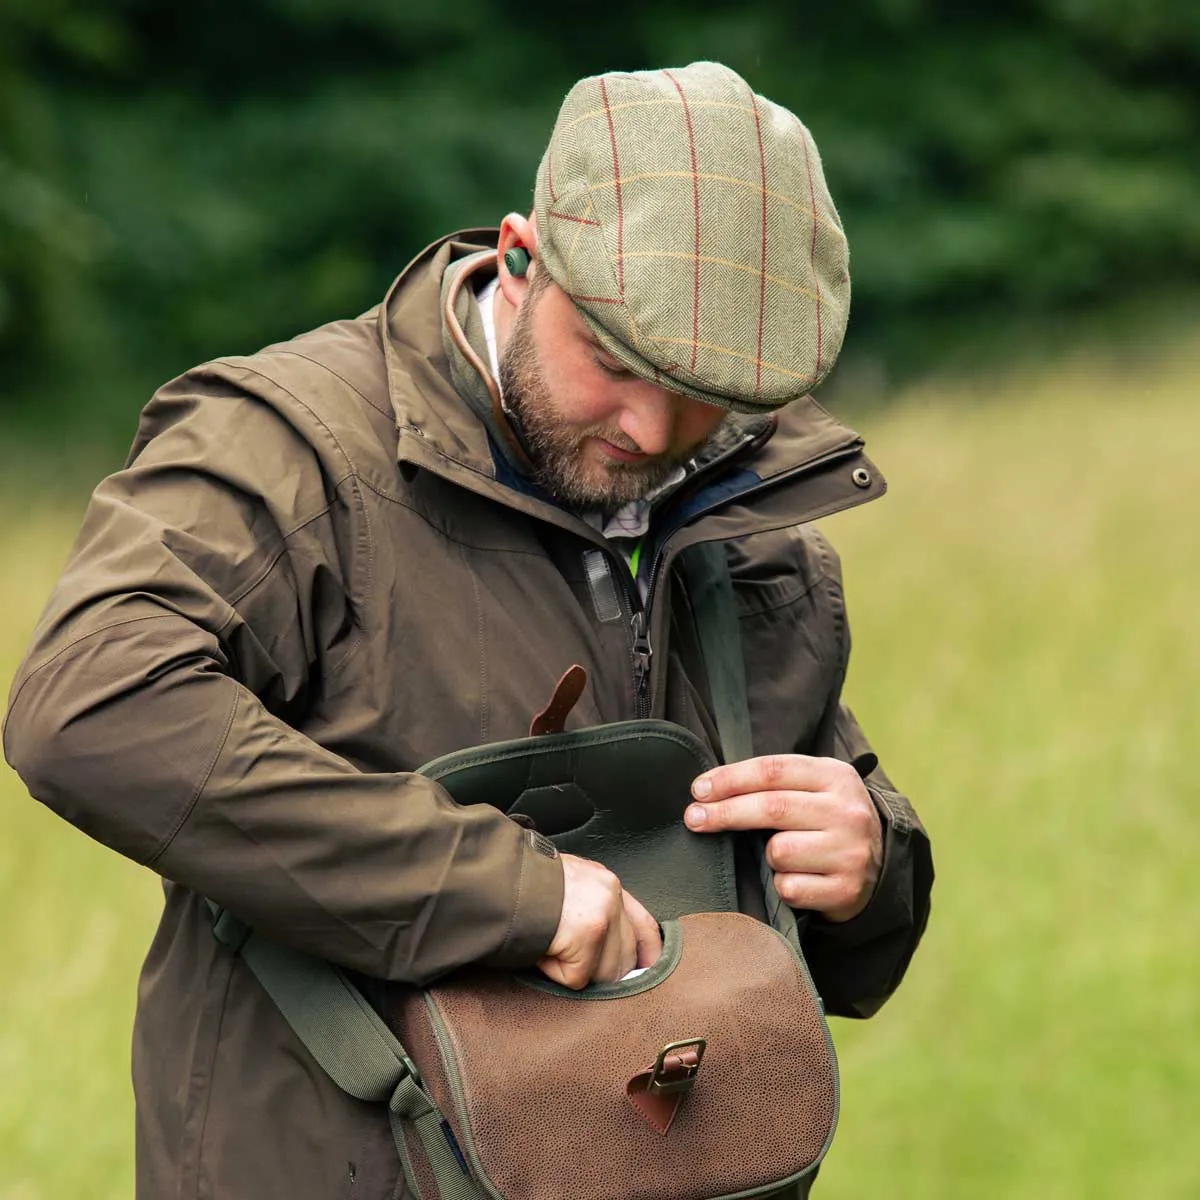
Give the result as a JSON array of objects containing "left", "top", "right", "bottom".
[
  {"left": 629, "top": 607, "right": 653, "bottom": 719},
  {"left": 623, "top": 438, "right": 868, "bottom": 720},
  {"left": 618, "top": 430, "right": 770, "bottom": 720}
]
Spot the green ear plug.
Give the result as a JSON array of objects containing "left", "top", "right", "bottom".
[{"left": 504, "top": 247, "right": 530, "bottom": 277}]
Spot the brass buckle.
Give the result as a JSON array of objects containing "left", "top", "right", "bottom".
[{"left": 648, "top": 1038, "right": 707, "bottom": 1095}]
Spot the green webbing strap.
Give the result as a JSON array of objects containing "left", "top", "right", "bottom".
[
  {"left": 399, "top": 1089, "right": 484, "bottom": 1200},
  {"left": 678, "top": 542, "right": 806, "bottom": 951},
  {"left": 207, "top": 903, "right": 485, "bottom": 1200}
]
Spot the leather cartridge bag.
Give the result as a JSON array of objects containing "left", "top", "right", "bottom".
[{"left": 390, "top": 908, "right": 835, "bottom": 1199}]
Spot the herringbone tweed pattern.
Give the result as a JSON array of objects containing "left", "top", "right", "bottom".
[{"left": 535, "top": 61, "right": 850, "bottom": 412}]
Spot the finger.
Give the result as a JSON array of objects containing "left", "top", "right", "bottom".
[
  {"left": 537, "top": 953, "right": 588, "bottom": 991},
  {"left": 769, "top": 871, "right": 851, "bottom": 914},
  {"left": 771, "top": 823, "right": 880, "bottom": 879},
  {"left": 542, "top": 916, "right": 606, "bottom": 991},
  {"left": 594, "top": 910, "right": 636, "bottom": 983},
  {"left": 772, "top": 864, "right": 877, "bottom": 921},
  {"left": 763, "top": 828, "right": 840, "bottom": 874},
  {"left": 685, "top": 788, "right": 831, "bottom": 833},
  {"left": 691, "top": 754, "right": 836, "bottom": 804},
  {"left": 553, "top": 914, "right": 612, "bottom": 988},
  {"left": 623, "top": 890, "right": 664, "bottom": 968}
]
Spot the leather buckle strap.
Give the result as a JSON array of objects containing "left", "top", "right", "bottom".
[
  {"left": 626, "top": 1037, "right": 707, "bottom": 1135},
  {"left": 529, "top": 664, "right": 588, "bottom": 736},
  {"left": 648, "top": 1038, "right": 706, "bottom": 1095}
]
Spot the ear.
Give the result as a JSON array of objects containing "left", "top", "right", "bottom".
[{"left": 497, "top": 212, "right": 540, "bottom": 309}]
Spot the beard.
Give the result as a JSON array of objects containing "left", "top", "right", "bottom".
[{"left": 497, "top": 294, "right": 700, "bottom": 511}]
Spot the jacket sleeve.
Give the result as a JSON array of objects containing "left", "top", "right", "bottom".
[
  {"left": 801, "top": 701, "right": 933, "bottom": 1018},
  {"left": 2, "top": 372, "right": 563, "bottom": 984}
]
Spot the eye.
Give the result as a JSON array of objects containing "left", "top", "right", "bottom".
[{"left": 594, "top": 354, "right": 634, "bottom": 379}]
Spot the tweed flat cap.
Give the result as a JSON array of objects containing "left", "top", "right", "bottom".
[{"left": 533, "top": 62, "right": 850, "bottom": 413}]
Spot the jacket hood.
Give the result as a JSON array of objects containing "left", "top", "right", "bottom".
[{"left": 380, "top": 231, "right": 504, "bottom": 479}]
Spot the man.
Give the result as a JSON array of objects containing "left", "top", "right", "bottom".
[{"left": 4, "top": 62, "right": 931, "bottom": 1197}]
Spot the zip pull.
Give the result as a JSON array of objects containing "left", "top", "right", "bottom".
[{"left": 631, "top": 609, "right": 653, "bottom": 716}]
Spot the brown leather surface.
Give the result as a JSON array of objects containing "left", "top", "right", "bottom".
[
  {"left": 529, "top": 664, "right": 589, "bottom": 736},
  {"left": 388, "top": 912, "right": 835, "bottom": 1199}
]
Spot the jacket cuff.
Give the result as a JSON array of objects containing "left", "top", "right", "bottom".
[{"left": 482, "top": 827, "right": 564, "bottom": 968}]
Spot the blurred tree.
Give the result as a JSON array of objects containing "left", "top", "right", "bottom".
[{"left": 1, "top": 0, "right": 1198, "bottom": 438}]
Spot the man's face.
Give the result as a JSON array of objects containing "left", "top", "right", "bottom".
[{"left": 498, "top": 271, "right": 728, "bottom": 509}]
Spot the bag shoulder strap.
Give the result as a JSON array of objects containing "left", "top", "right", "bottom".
[
  {"left": 677, "top": 541, "right": 805, "bottom": 951},
  {"left": 206, "top": 904, "right": 484, "bottom": 1199}
]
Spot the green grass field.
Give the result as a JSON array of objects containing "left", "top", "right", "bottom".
[{"left": 2, "top": 337, "right": 1198, "bottom": 1198}]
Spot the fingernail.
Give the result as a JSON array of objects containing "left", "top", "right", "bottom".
[
  {"left": 692, "top": 777, "right": 712, "bottom": 799},
  {"left": 685, "top": 804, "right": 706, "bottom": 828}
]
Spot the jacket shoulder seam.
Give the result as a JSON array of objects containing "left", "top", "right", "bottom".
[
  {"left": 222, "top": 502, "right": 336, "bottom": 611},
  {"left": 267, "top": 349, "right": 395, "bottom": 421},
  {"left": 222, "top": 546, "right": 288, "bottom": 616},
  {"left": 211, "top": 359, "right": 365, "bottom": 479},
  {"left": 216, "top": 360, "right": 375, "bottom": 615}
]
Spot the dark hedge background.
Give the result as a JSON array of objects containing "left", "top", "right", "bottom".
[{"left": 3, "top": 0, "right": 1198, "bottom": 442}]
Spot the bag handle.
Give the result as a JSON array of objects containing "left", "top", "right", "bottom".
[{"left": 677, "top": 541, "right": 806, "bottom": 951}]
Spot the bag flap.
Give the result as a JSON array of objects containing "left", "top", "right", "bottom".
[{"left": 418, "top": 720, "right": 738, "bottom": 920}]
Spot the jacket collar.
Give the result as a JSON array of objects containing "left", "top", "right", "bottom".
[
  {"left": 379, "top": 230, "right": 885, "bottom": 536},
  {"left": 380, "top": 231, "right": 503, "bottom": 479}
]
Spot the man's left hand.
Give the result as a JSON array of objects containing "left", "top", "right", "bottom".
[{"left": 685, "top": 755, "right": 882, "bottom": 923}]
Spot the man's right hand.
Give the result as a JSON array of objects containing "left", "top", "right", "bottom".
[{"left": 537, "top": 854, "right": 663, "bottom": 990}]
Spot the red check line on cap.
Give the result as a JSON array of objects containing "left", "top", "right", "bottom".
[
  {"left": 749, "top": 88, "right": 768, "bottom": 398},
  {"left": 599, "top": 77, "right": 624, "bottom": 298},
  {"left": 549, "top": 210, "right": 600, "bottom": 227},
  {"left": 664, "top": 69, "right": 701, "bottom": 375}
]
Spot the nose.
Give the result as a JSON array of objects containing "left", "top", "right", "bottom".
[{"left": 614, "top": 382, "right": 679, "bottom": 456}]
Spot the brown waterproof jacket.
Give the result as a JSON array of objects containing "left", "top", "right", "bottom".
[{"left": 4, "top": 233, "right": 932, "bottom": 1199}]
